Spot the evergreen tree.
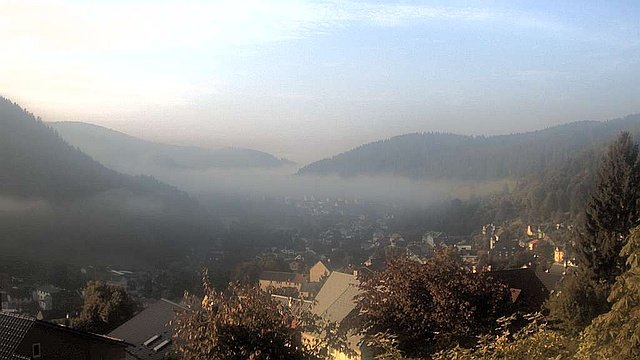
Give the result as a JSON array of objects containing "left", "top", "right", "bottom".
[
  {"left": 547, "top": 133, "right": 640, "bottom": 332},
  {"left": 577, "top": 226, "right": 640, "bottom": 359},
  {"left": 575, "top": 131, "right": 640, "bottom": 284}
]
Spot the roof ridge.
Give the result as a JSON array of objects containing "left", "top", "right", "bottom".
[{"left": 160, "top": 298, "right": 188, "bottom": 310}]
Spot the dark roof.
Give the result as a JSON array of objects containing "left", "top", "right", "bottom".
[
  {"left": 259, "top": 271, "right": 304, "bottom": 283},
  {"left": 1, "top": 312, "right": 127, "bottom": 359},
  {"left": 535, "top": 264, "right": 567, "bottom": 292},
  {"left": 35, "top": 284, "right": 62, "bottom": 294},
  {"left": 0, "top": 313, "right": 33, "bottom": 359},
  {"left": 34, "top": 320, "right": 128, "bottom": 346},
  {"left": 109, "top": 299, "right": 186, "bottom": 360},
  {"left": 489, "top": 268, "right": 550, "bottom": 310}
]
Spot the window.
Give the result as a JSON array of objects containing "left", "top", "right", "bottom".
[
  {"left": 32, "top": 343, "right": 41, "bottom": 358},
  {"left": 143, "top": 334, "right": 160, "bottom": 346},
  {"left": 153, "top": 339, "right": 171, "bottom": 352}
]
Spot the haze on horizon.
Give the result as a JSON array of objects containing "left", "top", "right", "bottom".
[{"left": 2, "top": 0, "right": 639, "bottom": 162}]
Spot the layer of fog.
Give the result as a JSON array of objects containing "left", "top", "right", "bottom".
[
  {"left": 111, "top": 163, "right": 505, "bottom": 205},
  {"left": 0, "top": 196, "right": 50, "bottom": 213}
]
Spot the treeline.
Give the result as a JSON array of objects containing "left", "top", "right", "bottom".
[
  {"left": 299, "top": 114, "right": 640, "bottom": 181},
  {"left": 391, "top": 147, "right": 600, "bottom": 238},
  {"left": 51, "top": 121, "right": 294, "bottom": 171}
]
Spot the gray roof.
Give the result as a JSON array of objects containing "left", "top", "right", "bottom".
[
  {"left": 0, "top": 313, "right": 34, "bottom": 359},
  {"left": 108, "top": 299, "right": 186, "bottom": 360},
  {"left": 312, "top": 272, "right": 360, "bottom": 324}
]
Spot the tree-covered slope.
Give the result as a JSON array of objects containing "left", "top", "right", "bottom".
[
  {"left": 0, "top": 97, "right": 218, "bottom": 266},
  {"left": 298, "top": 114, "right": 640, "bottom": 181},
  {"left": 51, "top": 121, "right": 293, "bottom": 174},
  {"left": 0, "top": 98, "right": 128, "bottom": 198}
]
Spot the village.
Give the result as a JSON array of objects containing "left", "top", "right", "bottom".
[{"left": 0, "top": 194, "right": 578, "bottom": 359}]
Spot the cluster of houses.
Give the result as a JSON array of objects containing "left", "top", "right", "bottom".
[{"left": 0, "top": 217, "right": 579, "bottom": 360}]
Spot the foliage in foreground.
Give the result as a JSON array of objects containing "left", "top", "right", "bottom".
[
  {"left": 544, "top": 270, "right": 610, "bottom": 334},
  {"left": 172, "top": 272, "right": 349, "bottom": 360},
  {"left": 433, "top": 313, "right": 578, "bottom": 360},
  {"left": 576, "top": 227, "right": 640, "bottom": 359},
  {"left": 355, "top": 249, "right": 512, "bottom": 357},
  {"left": 547, "top": 132, "right": 640, "bottom": 333}
]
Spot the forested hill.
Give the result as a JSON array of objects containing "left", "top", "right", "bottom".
[
  {"left": 51, "top": 121, "right": 293, "bottom": 174},
  {"left": 298, "top": 114, "right": 640, "bottom": 180},
  {"left": 0, "top": 97, "right": 218, "bottom": 265},
  {"left": 0, "top": 97, "right": 128, "bottom": 198}
]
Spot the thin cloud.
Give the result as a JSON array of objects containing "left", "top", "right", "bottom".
[{"left": 1, "top": 1, "right": 497, "bottom": 51}]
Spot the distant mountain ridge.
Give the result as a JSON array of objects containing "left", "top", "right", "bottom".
[
  {"left": 51, "top": 121, "right": 293, "bottom": 173},
  {"left": 298, "top": 114, "right": 640, "bottom": 180},
  {"left": 0, "top": 97, "right": 217, "bottom": 265}
]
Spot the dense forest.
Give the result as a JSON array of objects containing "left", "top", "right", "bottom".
[
  {"left": 0, "top": 97, "right": 219, "bottom": 266},
  {"left": 392, "top": 148, "right": 598, "bottom": 237},
  {"left": 298, "top": 115, "right": 640, "bottom": 181}
]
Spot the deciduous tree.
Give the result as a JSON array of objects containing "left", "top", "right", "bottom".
[
  {"left": 72, "top": 281, "right": 138, "bottom": 334},
  {"left": 355, "top": 249, "right": 511, "bottom": 357},
  {"left": 173, "top": 272, "right": 349, "bottom": 359}
]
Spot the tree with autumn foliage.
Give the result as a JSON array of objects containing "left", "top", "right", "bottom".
[
  {"left": 172, "top": 272, "right": 350, "bottom": 360},
  {"left": 354, "top": 249, "right": 512, "bottom": 358},
  {"left": 72, "top": 281, "right": 139, "bottom": 334},
  {"left": 433, "top": 313, "right": 578, "bottom": 360}
]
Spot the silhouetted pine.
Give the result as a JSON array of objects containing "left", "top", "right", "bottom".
[{"left": 575, "top": 132, "right": 640, "bottom": 284}]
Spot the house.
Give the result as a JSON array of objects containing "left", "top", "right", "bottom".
[
  {"left": 270, "top": 294, "right": 313, "bottom": 311},
  {"left": 304, "top": 271, "right": 369, "bottom": 359},
  {"left": 258, "top": 271, "right": 306, "bottom": 292},
  {"left": 33, "top": 285, "right": 62, "bottom": 311},
  {"left": 490, "top": 239, "right": 519, "bottom": 258},
  {"left": 309, "top": 260, "right": 331, "bottom": 282},
  {"left": 554, "top": 247, "right": 565, "bottom": 263},
  {"left": 0, "top": 312, "right": 129, "bottom": 359},
  {"left": 406, "top": 244, "right": 433, "bottom": 264},
  {"left": 490, "top": 268, "right": 550, "bottom": 312},
  {"left": 5, "top": 287, "right": 34, "bottom": 314},
  {"left": 108, "top": 299, "right": 186, "bottom": 360}
]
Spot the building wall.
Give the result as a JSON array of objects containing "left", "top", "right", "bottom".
[
  {"left": 310, "top": 262, "right": 330, "bottom": 283},
  {"left": 258, "top": 279, "right": 302, "bottom": 291},
  {"left": 16, "top": 323, "right": 127, "bottom": 360}
]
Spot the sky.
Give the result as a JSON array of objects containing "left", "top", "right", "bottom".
[{"left": 1, "top": 0, "right": 639, "bottom": 162}]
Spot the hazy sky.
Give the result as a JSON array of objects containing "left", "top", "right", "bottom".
[{"left": 2, "top": 0, "right": 639, "bottom": 162}]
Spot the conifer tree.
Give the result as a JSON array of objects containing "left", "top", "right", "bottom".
[
  {"left": 575, "top": 131, "right": 640, "bottom": 284},
  {"left": 577, "top": 226, "right": 640, "bottom": 359},
  {"left": 547, "top": 132, "right": 640, "bottom": 332}
]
